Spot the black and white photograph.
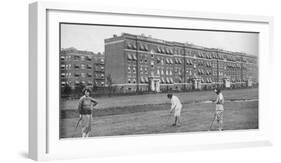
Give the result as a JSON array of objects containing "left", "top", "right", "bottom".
[{"left": 59, "top": 23, "right": 259, "bottom": 139}]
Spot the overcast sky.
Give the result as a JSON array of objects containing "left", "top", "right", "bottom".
[{"left": 61, "top": 24, "right": 258, "bottom": 56}]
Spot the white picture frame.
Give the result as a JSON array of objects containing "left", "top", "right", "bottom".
[{"left": 29, "top": 1, "right": 274, "bottom": 161}]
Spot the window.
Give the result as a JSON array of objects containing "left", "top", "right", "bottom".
[
  {"left": 74, "top": 55, "right": 80, "bottom": 60},
  {"left": 170, "top": 78, "right": 174, "bottom": 84},
  {"left": 61, "top": 81, "right": 66, "bottom": 86},
  {"left": 74, "top": 64, "right": 80, "bottom": 69},
  {"left": 81, "top": 73, "right": 86, "bottom": 78},
  {"left": 87, "top": 56, "right": 92, "bottom": 61},
  {"left": 157, "top": 47, "right": 161, "bottom": 53},
  {"left": 127, "top": 42, "right": 132, "bottom": 49},
  {"left": 166, "top": 77, "right": 170, "bottom": 83},
  {"left": 86, "top": 81, "right": 92, "bottom": 86},
  {"left": 87, "top": 65, "right": 92, "bottom": 69},
  {"left": 156, "top": 57, "right": 161, "bottom": 64},
  {"left": 161, "top": 77, "right": 165, "bottom": 83},
  {"left": 139, "top": 44, "right": 144, "bottom": 51},
  {"left": 145, "top": 77, "right": 149, "bottom": 83},
  {"left": 145, "top": 68, "right": 148, "bottom": 74},
  {"left": 133, "top": 67, "right": 136, "bottom": 74},
  {"left": 132, "top": 54, "right": 137, "bottom": 61},
  {"left": 68, "top": 64, "right": 72, "bottom": 70},
  {"left": 144, "top": 55, "right": 148, "bottom": 63},
  {"left": 127, "top": 53, "right": 132, "bottom": 60},
  {"left": 144, "top": 45, "right": 149, "bottom": 51},
  {"left": 186, "top": 59, "right": 190, "bottom": 65},
  {"left": 163, "top": 48, "right": 167, "bottom": 54},
  {"left": 178, "top": 59, "right": 182, "bottom": 64},
  {"left": 178, "top": 77, "right": 182, "bottom": 83},
  {"left": 166, "top": 58, "right": 170, "bottom": 64},
  {"left": 169, "top": 49, "right": 173, "bottom": 54},
  {"left": 175, "top": 58, "right": 178, "bottom": 64},
  {"left": 140, "top": 77, "right": 145, "bottom": 83},
  {"left": 160, "top": 48, "right": 164, "bottom": 53},
  {"left": 81, "top": 64, "right": 86, "bottom": 69},
  {"left": 74, "top": 73, "right": 80, "bottom": 77},
  {"left": 132, "top": 43, "right": 137, "bottom": 49},
  {"left": 170, "top": 58, "right": 173, "bottom": 64},
  {"left": 60, "top": 56, "right": 65, "bottom": 61}
]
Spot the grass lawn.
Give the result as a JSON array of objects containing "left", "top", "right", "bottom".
[{"left": 60, "top": 97, "right": 258, "bottom": 138}]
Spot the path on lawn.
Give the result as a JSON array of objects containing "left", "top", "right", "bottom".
[{"left": 61, "top": 88, "right": 258, "bottom": 110}]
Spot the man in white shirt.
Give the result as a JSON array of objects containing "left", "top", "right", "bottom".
[
  {"left": 167, "top": 94, "right": 183, "bottom": 126},
  {"left": 214, "top": 89, "right": 224, "bottom": 131}
]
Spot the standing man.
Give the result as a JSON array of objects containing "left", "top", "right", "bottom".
[
  {"left": 214, "top": 88, "right": 224, "bottom": 131},
  {"left": 167, "top": 94, "right": 183, "bottom": 126},
  {"left": 77, "top": 88, "right": 98, "bottom": 138}
]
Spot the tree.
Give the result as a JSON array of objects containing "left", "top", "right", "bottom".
[
  {"left": 74, "top": 82, "right": 85, "bottom": 96},
  {"left": 62, "top": 83, "right": 72, "bottom": 96},
  {"left": 106, "top": 74, "right": 113, "bottom": 96}
]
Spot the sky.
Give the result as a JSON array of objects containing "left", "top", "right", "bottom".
[{"left": 61, "top": 23, "right": 259, "bottom": 56}]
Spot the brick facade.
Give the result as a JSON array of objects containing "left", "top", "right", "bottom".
[
  {"left": 60, "top": 48, "right": 105, "bottom": 89},
  {"left": 104, "top": 33, "right": 258, "bottom": 92}
]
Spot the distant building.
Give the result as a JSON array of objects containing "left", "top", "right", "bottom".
[
  {"left": 104, "top": 33, "right": 258, "bottom": 93},
  {"left": 60, "top": 48, "right": 105, "bottom": 90}
]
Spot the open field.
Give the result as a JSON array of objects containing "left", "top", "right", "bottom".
[
  {"left": 60, "top": 88, "right": 258, "bottom": 138},
  {"left": 60, "top": 101, "right": 258, "bottom": 138}
]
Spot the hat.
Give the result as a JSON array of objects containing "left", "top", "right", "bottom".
[{"left": 167, "top": 93, "right": 173, "bottom": 98}]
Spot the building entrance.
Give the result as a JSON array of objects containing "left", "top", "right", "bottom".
[
  {"left": 193, "top": 78, "right": 202, "bottom": 90},
  {"left": 224, "top": 78, "right": 231, "bottom": 88},
  {"left": 149, "top": 77, "right": 160, "bottom": 92}
]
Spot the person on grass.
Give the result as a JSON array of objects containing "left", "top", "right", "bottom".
[
  {"left": 77, "top": 88, "right": 98, "bottom": 138},
  {"left": 167, "top": 93, "right": 183, "bottom": 127},
  {"left": 214, "top": 88, "right": 224, "bottom": 131}
]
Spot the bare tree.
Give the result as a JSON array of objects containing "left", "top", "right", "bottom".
[{"left": 106, "top": 74, "right": 113, "bottom": 95}]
